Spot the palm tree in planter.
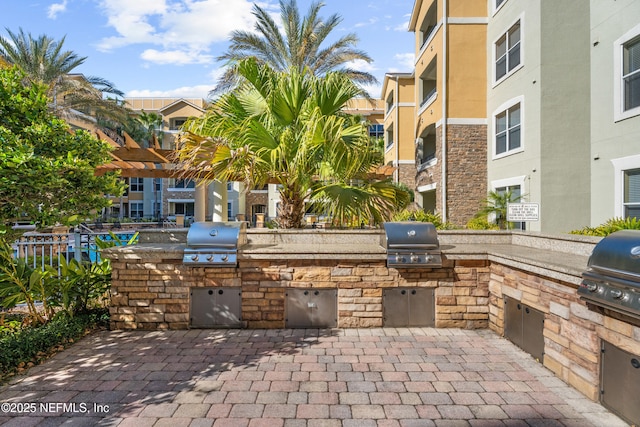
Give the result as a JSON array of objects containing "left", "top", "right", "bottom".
[
  {"left": 176, "top": 58, "right": 409, "bottom": 229},
  {"left": 213, "top": 0, "right": 376, "bottom": 94},
  {"left": 474, "top": 189, "right": 524, "bottom": 230},
  {"left": 0, "top": 28, "right": 130, "bottom": 126}
]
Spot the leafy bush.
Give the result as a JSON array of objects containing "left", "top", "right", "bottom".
[
  {"left": 466, "top": 216, "right": 500, "bottom": 230},
  {"left": 570, "top": 217, "right": 640, "bottom": 237},
  {"left": 0, "top": 309, "right": 108, "bottom": 378},
  {"left": 391, "top": 209, "right": 456, "bottom": 230}
]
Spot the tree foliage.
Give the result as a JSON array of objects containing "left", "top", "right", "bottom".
[
  {"left": 473, "top": 189, "right": 524, "bottom": 230},
  {"left": 214, "top": 0, "right": 376, "bottom": 94},
  {"left": 177, "top": 58, "right": 408, "bottom": 228},
  {"left": 0, "top": 66, "right": 122, "bottom": 228},
  {"left": 0, "top": 28, "right": 130, "bottom": 126}
]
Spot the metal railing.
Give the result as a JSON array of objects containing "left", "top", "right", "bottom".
[{"left": 12, "top": 230, "right": 136, "bottom": 277}]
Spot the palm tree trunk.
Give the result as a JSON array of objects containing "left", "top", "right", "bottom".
[{"left": 277, "top": 186, "right": 306, "bottom": 228}]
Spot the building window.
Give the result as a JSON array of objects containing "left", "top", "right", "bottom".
[
  {"left": 386, "top": 127, "right": 394, "bottom": 150},
  {"left": 420, "top": 57, "right": 437, "bottom": 107},
  {"left": 623, "top": 37, "right": 640, "bottom": 112},
  {"left": 129, "top": 177, "right": 144, "bottom": 192},
  {"left": 170, "top": 118, "right": 187, "bottom": 131},
  {"left": 173, "top": 202, "right": 195, "bottom": 216},
  {"left": 495, "top": 21, "right": 521, "bottom": 82},
  {"left": 495, "top": 185, "right": 525, "bottom": 230},
  {"left": 386, "top": 91, "right": 394, "bottom": 114},
  {"left": 419, "top": 1, "right": 438, "bottom": 49},
  {"left": 369, "top": 124, "right": 384, "bottom": 139},
  {"left": 130, "top": 201, "right": 144, "bottom": 219},
  {"left": 227, "top": 202, "right": 233, "bottom": 220},
  {"left": 624, "top": 169, "right": 640, "bottom": 219},
  {"left": 417, "top": 125, "right": 437, "bottom": 168},
  {"left": 154, "top": 178, "right": 162, "bottom": 192},
  {"left": 173, "top": 178, "right": 195, "bottom": 189},
  {"left": 495, "top": 102, "right": 521, "bottom": 157},
  {"left": 496, "top": 0, "right": 506, "bottom": 9}
]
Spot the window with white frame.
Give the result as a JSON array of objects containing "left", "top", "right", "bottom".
[
  {"left": 495, "top": 184, "right": 525, "bottom": 230},
  {"left": 623, "top": 37, "right": 640, "bottom": 112},
  {"left": 624, "top": 168, "right": 640, "bottom": 219},
  {"left": 615, "top": 25, "right": 640, "bottom": 121},
  {"left": 495, "top": 21, "right": 521, "bottom": 82},
  {"left": 173, "top": 178, "right": 195, "bottom": 189},
  {"left": 496, "top": 0, "right": 506, "bottom": 9},
  {"left": 386, "top": 91, "right": 394, "bottom": 114},
  {"left": 386, "top": 127, "right": 394, "bottom": 150},
  {"left": 495, "top": 102, "right": 521, "bottom": 156},
  {"left": 154, "top": 178, "right": 162, "bottom": 192},
  {"left": 420, "top": 57, "right": 437, "bottom": 107},
  {"left": 130, "top": 201, "right": 144, "bottom": 219},
  {"left": 129, "top": 177, "right": 144, "bottom": 192}
]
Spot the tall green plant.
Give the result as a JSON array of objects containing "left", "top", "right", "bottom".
[
  {"left": 0, "top": 239, "right": 48, "bottom": 324},
  {"left": 474, "top": 190, "right": 524, "bottom": 230}
]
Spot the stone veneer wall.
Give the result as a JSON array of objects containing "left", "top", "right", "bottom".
[
  {"left": 110, "top": 257, "right": 490, "bottom": 330},
  {"left": 488, "top": 263, "right": 640, "bottom": 401},
  {"left": 445, "top": 124, "right": 487, "bottom": 227}
]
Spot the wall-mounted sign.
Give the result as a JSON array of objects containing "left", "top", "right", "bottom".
[{"left": 507, "top": 203, "right": 540, "bottom": 222}]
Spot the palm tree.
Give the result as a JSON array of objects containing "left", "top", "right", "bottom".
[
  {"left": 177, "top": 58, "right": 408, "bottom": 228},
  {"left": 474, "top": 189, "right": 524, "bottom": 230},
  {"left": 214, "top": 0, "right": 376, "bottom": 95},
  {"left": 0, "top": 28, "right": 129, "bottom": 125},
  {"left": 137, "top": 110, "right": 164, "bottom": 147}
]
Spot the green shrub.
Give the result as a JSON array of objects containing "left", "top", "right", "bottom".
[
  {"left": 0, "top": 309, "right": 108, "bottom": 378},
  {"left": 570, "top": 217, "right": 640, "bottom": 237},
  {"left": 391, "top": 210, "right": 456, "bottom": 230},
  {"left": 466, "top": 216, "right": 500, "bottom": 230}
]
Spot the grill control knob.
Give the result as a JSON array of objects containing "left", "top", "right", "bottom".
[
  {"left": 395, "top": 254, "right": 404, "bottom": 263},
  {"left": 610, "top": 289, "right": 624, "bottom": 299},
  {"left": 425, "top": 255, "right": 433, "bottom": 263},
  {"left": 410, "top": 254, "right": 420, "bottom": 263},
  {"left": 585, "top": 282, "right": 598, "bottom": 292},
  {"left": 221, "top": 254, "right": 229, "bottom": 262},
  {"left": 206, "top": 255, "right": 213, "bottom": 261},
  {"left": 191, "top": 254, "right": 199, "bottom": 261}
]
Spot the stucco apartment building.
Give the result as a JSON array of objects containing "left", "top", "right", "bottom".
[
  {"left": 383, "top": 0, "right": 488, "bottom": 227},
  {"left": 391, "top": 0, "right": 640, "bottom": 232}
]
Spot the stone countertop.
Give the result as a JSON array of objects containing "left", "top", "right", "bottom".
[{"left": 103, "top": 238, "right": 590, "bottom": 285}]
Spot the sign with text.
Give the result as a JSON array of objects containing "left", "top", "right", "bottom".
[{"left": 507, "top": 203, "right": 540, "bottom": 222}]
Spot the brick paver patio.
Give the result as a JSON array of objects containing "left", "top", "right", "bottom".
[{"left": 0, "top": 328, "right": 629, "bottom": 426}]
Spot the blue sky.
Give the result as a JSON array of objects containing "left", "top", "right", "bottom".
[{"left": 2, "top": 0, "right": 416, "bottom": 99}]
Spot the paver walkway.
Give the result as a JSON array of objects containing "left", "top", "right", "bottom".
[{"left": 0, "top": 328, "right": 629, "bottom": 427}]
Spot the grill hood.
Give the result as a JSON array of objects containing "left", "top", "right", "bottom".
[{"left": 183, "top": 222, "right": 247, "bottom": 266}]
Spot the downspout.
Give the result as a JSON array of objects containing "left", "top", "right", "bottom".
[
  {"left": 441, "top": 0, "right": 448, "bottom": 222},
  {"left": 395, "top": 76, "right": 400, "bottom": 183}
]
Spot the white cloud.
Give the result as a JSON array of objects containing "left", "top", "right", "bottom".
[
  {"left": 141, "top": 49, "right": 213, "bottom": 65},
  {"left": 393, "top": 53, "right": 415, "bottom": 70},
  {"left": 393, "top": 20, "right": 410, "bottom": 32},
  {"left": 345, "top": 59, "right": 377, "bottom": 73},
  {"left": 126, "top": 84, "right": 214, "bottom": 99},
  {"left": 47, "top": 0, "right": 68, "bottom": 19},
  {"left": 95, "top": 0, "right": 258, "bottom": 65},
  {"left": 354, "top": 17, "right": 378, "bottom": 28}
]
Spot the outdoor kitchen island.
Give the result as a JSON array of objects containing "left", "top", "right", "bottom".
[{"left": 103, "top": 226, "right": 640, "bottom": 422}]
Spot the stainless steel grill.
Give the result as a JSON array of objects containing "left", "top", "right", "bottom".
[
  {"left": 382, "top": 222, "right": 442, "bottom": 268},
  {"left": 579, "top": 230, "right": 640, "bottom": 320},
  {"left": 183, "top": 222, "right": 247, "bottom": 266}
]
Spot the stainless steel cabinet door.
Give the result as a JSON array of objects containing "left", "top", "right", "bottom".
[
  {"left": 383, "top": 288, "right": 434, "bottom": 327},
  {"left": 601, "top": 340, "right": 640, "bottom": 426},
  {"left": 190, "top": 287, "right": 242, "bottom": 328},
  {"left": 285, "top": 289, "right": 337, "bottom": 328}
]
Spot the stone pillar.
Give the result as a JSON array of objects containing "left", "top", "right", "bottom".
[
  {"left": 237, "top": 182, "right": 246, "bottom": 221},
  {"left": 194, "top": 182, "right": 206, "bottom": 222},
  {"left": 212, "top": 180, "right": 229, "bottom": 222}
]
